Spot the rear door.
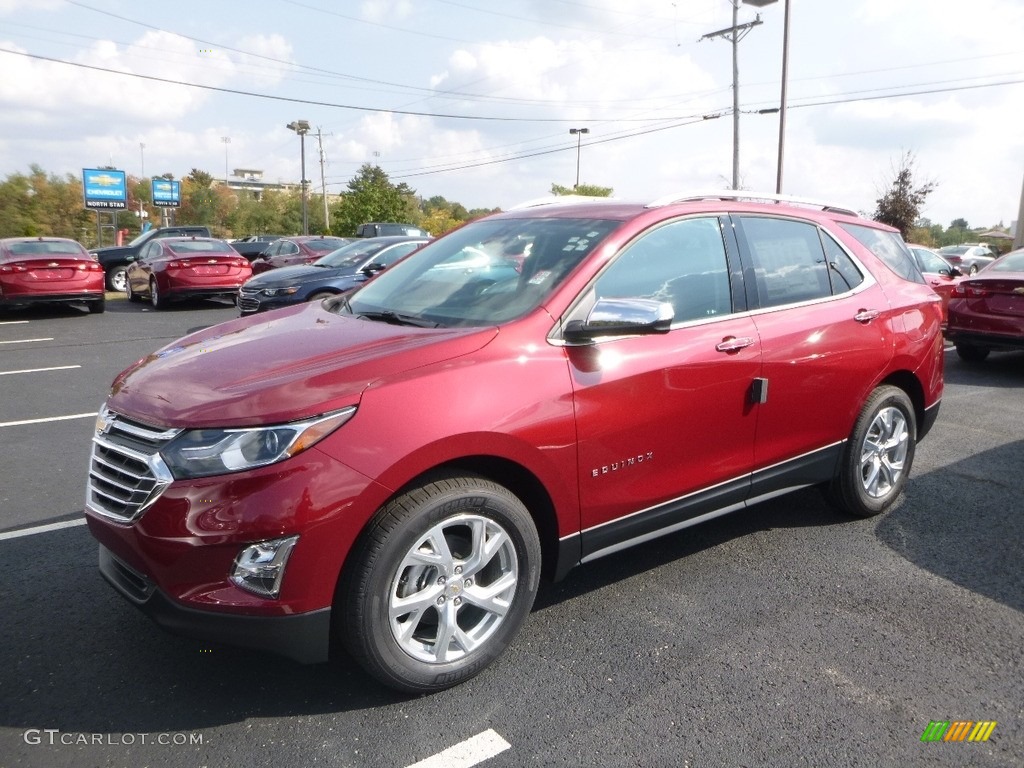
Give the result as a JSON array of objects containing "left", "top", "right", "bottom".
[
  {"left": 569, "top": 216, "right": 761, "bottom": 560},
  {"left": 731, "top": 215, "right": 893, "bottom": 497}
]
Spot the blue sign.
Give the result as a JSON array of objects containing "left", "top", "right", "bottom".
[
  {"left": 151, "top": 178, "right": 181, "bottom": 208},
  {"left": 82, "top": 168, "right": 127, "bottom": 209}
]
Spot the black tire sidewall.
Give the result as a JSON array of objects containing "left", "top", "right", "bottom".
[
  {"left": 341, "top": 475, "right": 541, "bottom": 693},
  {"left": 836, "top": 386, "right": 916, "bottom": 518}
]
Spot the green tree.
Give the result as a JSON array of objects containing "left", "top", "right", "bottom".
[
  {"left": 550, "top": 182, "right": 613, "bottom": 197},
  {"left": 330, "top": 164, "right": 417, "bottom": 236},
  {"left": 873, "top": 152, "right": 936, "bottom": 238}
]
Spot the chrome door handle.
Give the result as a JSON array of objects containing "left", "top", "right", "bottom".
[
  {"left": 716, "top": 336, "right": 755, "bottom": 353},
  {"left": 854, "top": 309, "right": 880, "bottom": 323}
]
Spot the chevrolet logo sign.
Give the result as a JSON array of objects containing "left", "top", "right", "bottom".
[{"left": 92, "top": 174, "right": 120, "bottom": 186}]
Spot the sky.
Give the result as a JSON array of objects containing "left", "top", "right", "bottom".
[{"left": 1, "top": 0, "right": 1022, "bottom": 232}]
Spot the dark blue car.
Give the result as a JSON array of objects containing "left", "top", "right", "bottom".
[{"left": 237, "top": 236, "right": 430, "bottom": 315}]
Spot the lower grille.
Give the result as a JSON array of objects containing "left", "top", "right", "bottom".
[{"left": 87, "top": 409, "right": 179, "bottom": 523}]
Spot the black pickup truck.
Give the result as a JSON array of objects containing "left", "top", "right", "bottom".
[
  {"left": 229, "top": 234, "right": 285, "bottom": 261},
  {"left": 90, "top": 226, "right": 211, "bottom": 291}
]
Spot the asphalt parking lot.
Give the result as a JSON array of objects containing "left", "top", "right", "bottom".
[{"left": 1, "top": 296, "right": 1022, "bottom": 768}]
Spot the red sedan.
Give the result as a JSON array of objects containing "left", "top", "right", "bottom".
[
  {"left": 250, "top": 236, "right": 352, "bottom": 274},
  {"left": 0, "top": 237, "right": 105, "bottom": 313},
  {"left": 946, "top": 247, "right": 1024, "bottom": 362},
  {"left": 125, "top": 237, "right": 252, "bottom": 309},
  {"left": 907, "top": 244, "right": 962, "bottom": 323}
]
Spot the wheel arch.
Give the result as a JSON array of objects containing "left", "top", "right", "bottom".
[{"left": 878, "top": 370, "right": 926, "bottom": 438}]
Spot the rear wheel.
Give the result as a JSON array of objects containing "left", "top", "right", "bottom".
[
  {"left": 150, "top": 278, "right": 163, "bottom": 310},
  {"left": 825, "top": 385, "right": 916, "bottom": 518},
  {"left": 955, "top": 343, "right": 989, "bottom": 363},
  {"left": 106, "top": 265, "right": 128, "bottom": 292},
  {"left": 968, "top": 264, "right": 979, "bottom": 275},
  {"left": 337, "top": 473, "right": 541, "bottom": 693},
  {"left": 87, "top": 296, "right": 106, "bottom": 314}
]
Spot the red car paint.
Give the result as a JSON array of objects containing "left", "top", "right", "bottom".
[
  {"left": 124, "top": 237, "right": 252, "bottom": 307},
  {"left": 85, "top": 194, "right": 945, "bottom": 682},
  {"left": 946, "top": 248, "right": 1024, "bottom": 360},
  {"left": 0, "top": 237, "right": 105, "bottom": 311}
]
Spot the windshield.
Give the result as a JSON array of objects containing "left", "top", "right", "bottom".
[
  {"left": 316, "top": 240, "right": 386, "bottom": 268},
  {"left": 991, "top": 251, "right": 1024, "bottom": 272},
  {"left": 305, "top": 238, "right": 349, "bottom": 252},
  {"left": 341, "top": 216, "right": 619, "bottom": 327}
]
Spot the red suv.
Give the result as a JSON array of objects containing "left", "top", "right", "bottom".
[{"left": 85, "top": 193, "right": 944, "bottom": 693}]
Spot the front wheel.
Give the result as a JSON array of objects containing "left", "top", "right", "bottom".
[
  {"left": 106, "top": 266, "right": 128, "bottom": 292},
  {"left": 825, "top": 385, "right": 916, "bottom": 518},
  {"left": 337, "top": 473, "right": 541, "bottom": 693}
]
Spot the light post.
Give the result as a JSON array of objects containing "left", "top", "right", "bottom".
[
  {"left": 286, "top": 120, "right": 311, "bottom": 235},
  {"left": 743, "top": 0, "right": 788, "bottom": 193},
  {"left": 569, "top": 127, "right": 589, "bottom": 190},
  {"left": 221, "top": 136, "right": 231, "bottom": 188}
]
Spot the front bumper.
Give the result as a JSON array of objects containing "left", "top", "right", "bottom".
[{"left": 99, "top": 545, "right": 332, "bottom": 663}]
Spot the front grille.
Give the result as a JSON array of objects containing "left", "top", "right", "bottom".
[
  {"left": 238, "top": 288, "right": 260, "bottom": 312},
  {"left": 87, "top": 410, "right": 180, "bottom": 523}
]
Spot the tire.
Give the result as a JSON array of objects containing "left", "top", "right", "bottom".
[
  {"left": 307, "top": 291, "right": 334, "bottom": 303},
  {"left": 125, "top": 278, "right": 142, "bottom": 303},
  {"left": 338, "top": 473, "right": 541, "bottom": 694},
  {"left": 87, "top": 296, "right": 105, "bottom": 314},
  {"left": 825, "top": 385, "right": 916, "bottom": 518},
  {"left": 955, "top": 343, "right": 989, "bottom": 363},
  {"left": 150, "top": 278, "right": 163, "bottom": 310},
  {"left": 968, "top": 264, "right": 979, "bottom": 275},
  {"left": 106, "top": 265, "right": 128, "bottom": 292}
]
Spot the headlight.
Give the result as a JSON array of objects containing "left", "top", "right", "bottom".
[
  {"left": 160, "top": 407, "right": 356, "bottom": 479},
  {"left": 261, "top": 286, "right": 300, "bottom": 297}
]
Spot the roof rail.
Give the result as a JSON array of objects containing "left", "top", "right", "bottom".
[
  {"left": 646, "top": 190, "right": 860, "bottom": 217},
  {"left": 508, "top": 194, "right": 617, "bottom": 211}
]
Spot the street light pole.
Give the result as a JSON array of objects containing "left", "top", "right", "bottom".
[
  {"left": 286, "top": 120, "right": 311, "bottom": 235},
  {"left": 742, "top": 0, "right": 788, "bottom": 193},
  {"left": 569, "top": 127, "right": 589, "bottom": 190},
  {"left": 221, "top": 136, "right": 231, "bottom": 188}
]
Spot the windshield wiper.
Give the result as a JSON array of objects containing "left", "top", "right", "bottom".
[{"left": 357, "top": 310, "right": 440, "bottom": 328}]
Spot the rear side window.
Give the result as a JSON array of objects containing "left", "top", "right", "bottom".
[
  {"left": 821, "top": 233, "right": 864, "bottom": 293},
  {"left": 595, "top": 217, "right": 732, "bottom": 323},
  {"left": 735, "top": 217, "right": 832, "bottom": 308},
  {"left": 841, "top": 223, "right": 925, "bottom": 284}
]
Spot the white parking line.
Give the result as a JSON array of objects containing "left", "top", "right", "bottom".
[
  {"left": 0, "top": 320, "right": 30, "bottom": 325},
  {"left": 0, "top": 365, "right": 82, "bottom": 376},
  {"left": 406, "top": 730, "right": 511, "bottom": 768},
  {"left": 0, "top": 518, "right": 87, "bottom": 541},
  {"left": 0, "top": 337, "right": 53, "bottom": 344},
  {"left": 0, "top": 412, "right": 96, "bottom": 428}
]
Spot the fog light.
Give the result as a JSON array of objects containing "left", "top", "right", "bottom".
[{"left": 230, "top": 535, "right": 299, "bottom": 598}]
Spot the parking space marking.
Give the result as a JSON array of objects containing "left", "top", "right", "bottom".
[
  {"left": 0, "top": 320, "right": 30, "bottom": 325},
  {"left": 0, "top": 337, "right": 54, "bottom": 344},
  {"left": 0, "top": 518, "right": 87, "bottom": 541},
  {"left": 0, "top": 365, "right": 82, "bottom": 376},
  {"left": 406, "top": 730, "right": 511, "bottom": 768},
  {"left": 0, "top": 412, "right": 96, "bottom": 428}
]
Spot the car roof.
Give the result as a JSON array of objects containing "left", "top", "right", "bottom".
[{"left": 1, "top": 236, "right": 81, "bottom": 244}]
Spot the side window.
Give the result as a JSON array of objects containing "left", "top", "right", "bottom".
[
  {"left": 594, "top": 217, "right": 732, "bottom": 323},
  {"left": 376, "top": 243, "right": 420, "bottom": 267},
  {"left": 140, "top": 243, "right": 159, "bottom": 261},
  {"left": 282, "top": 242, "right": 300, "bottom": 255},
  {"left": 737, "top": 217, "right": 831, "bottom": 307},
  {"left": 821, "top": 232, "right": 864, "bottom": 294}
]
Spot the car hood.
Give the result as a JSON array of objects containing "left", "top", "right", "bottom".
[
  {"left": 108, "top": 303, "right": 498, "bottom": 428},
  {"left": 91, "top": 245, "right": 133, "bottom": 258},
  {"left": 244, "top": 263, "right": 353, "bottom": 288}
]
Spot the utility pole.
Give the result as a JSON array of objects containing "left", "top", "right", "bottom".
[
  {"left": 701, "top": 1, "right": 763, "bottom": 190},
  {"left": 316, "top": 127, "right": 331, "bottom": 233}
]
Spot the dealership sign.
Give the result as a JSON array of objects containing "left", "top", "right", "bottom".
[
  {"left": 151, "top": 179, "right": 181, "bottom": 208},
  {"left": 82, "top": 168, "right": 127, "bottom": 209}
]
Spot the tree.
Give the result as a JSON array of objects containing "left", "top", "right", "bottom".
[
  {"left": 550, "top": 183, "right": 613, "bottom": 197},
  {"left": 331, "top": 164, "right": 418, "bottom": 236},
  {"left": 873, "top": 152, "right": 936, "bottom": 238}
]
